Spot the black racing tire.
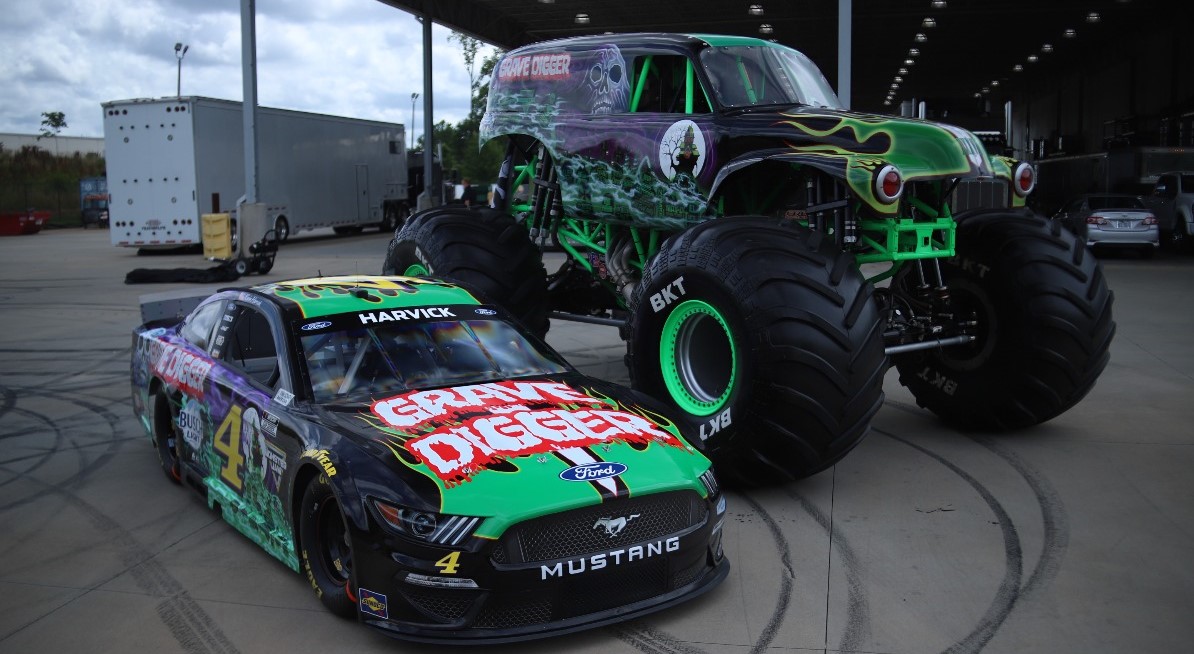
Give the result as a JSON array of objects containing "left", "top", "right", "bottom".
[
  {"left": 893, "top": 210, "right": 1115, "bottom": 430},
  {"left": 382, "top": 207, "right": 550, "bottom": 337},
  {"left": 274, "top": 216, "right": 290, "bottom": 243},
  {"left": 150, "top": 390, "right": 182, "bottom": 485},
  {"left": 626, "top": 217, "right": 887, "bottom": 486},
  {"left": 299, "top": 474, "right": 357, "bottom": 618}
]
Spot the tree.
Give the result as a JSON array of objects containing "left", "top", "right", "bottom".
[
  {"left": 439, "top": 33, "right": 506, "bottom": 191},
  {"left": 38, "top": 111, "right": 67, "bottom": 156}
]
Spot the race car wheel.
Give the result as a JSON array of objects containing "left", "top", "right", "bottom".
[
  {"left": 150, "top": 390, "right": 182, "bottom": 485},
  {"left": 892, "top": 210, "right": 1115, "bottom": 429},
  {"left": 626, "top": 217, "right": 887, "bottom": 485},
  {"left": 299, "top": 474, "right": 356, "bottom": 618},
  {"left": 382, "top": 206, "right": 550, "bottom": 337}
]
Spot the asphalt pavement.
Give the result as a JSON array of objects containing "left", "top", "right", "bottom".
[{"left": 1, "top": 226, "right": 1191, "bottom": 653}]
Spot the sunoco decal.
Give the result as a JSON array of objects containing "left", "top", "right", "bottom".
[
  {"left": 560, "top": 462, "right": 626, "bottom": 482},
  {"left": 359, "top": 588, "right": 388, "bottom": 619},
  {"left": 370, "top": 381, "right": 685, "bottom": 485}
]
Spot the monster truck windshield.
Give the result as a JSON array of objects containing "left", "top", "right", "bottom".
[
  {"left": 301, "top": 318, "right": 568, "bottom": 403},
  {"left": 699, "top": 45, "right": 841, "bottom": 110}
]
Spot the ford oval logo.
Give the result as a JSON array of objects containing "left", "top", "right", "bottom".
[
  {"left": 559, "top": 462, "right": 627, "bottom": 482},
  {"left": 474, "top": 308, "right": 497, "bottom": 316},
  {"left": 302, "top": 320, "right": 333, "bottom": 331}
]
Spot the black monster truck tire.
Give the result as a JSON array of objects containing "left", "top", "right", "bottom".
[
  {"left": 893, "top": 210, "right": 1115, "bottom": 429},
  {"left": 626, "top": 217, "right": 887, "bottom": 486},
  {"left": 299, "top": 474, "right": 357, "bottom": 618},
  {"left": 382, "top": 207, "right": 550, "bottom": 337}
]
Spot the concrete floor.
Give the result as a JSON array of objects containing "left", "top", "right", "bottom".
[{"left": 0, "top": 227, "right": 1191, "bottom": 654}]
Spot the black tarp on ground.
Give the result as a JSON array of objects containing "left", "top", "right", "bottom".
[{"left": 124, "top": 264, "right": 241, "bottom": 284}]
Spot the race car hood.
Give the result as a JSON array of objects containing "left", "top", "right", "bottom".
[
  {"left": 316, "top": 374, "right": 712, "bottom": 539},
  {"left": 716, "top": 107, "right": 999, "bottom": 213}
]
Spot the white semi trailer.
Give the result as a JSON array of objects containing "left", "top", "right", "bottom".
[{"left": 103, "top": 96, "right": 409, "bottom": 248}]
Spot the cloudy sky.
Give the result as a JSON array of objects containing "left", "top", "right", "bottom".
[{"left": 0, "top": 0, "right": 497, "bottom": 142}]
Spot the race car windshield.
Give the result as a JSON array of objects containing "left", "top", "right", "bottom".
[
  {"left": 699, "top": 45, "right": 841, "bottom": 110},
  {"left": 301, "top": 319, "right": 568, "bottom": 403}
]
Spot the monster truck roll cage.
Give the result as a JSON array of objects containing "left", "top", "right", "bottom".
[{"left": 501, "top": 142, "right": 976, "bottom": 357}]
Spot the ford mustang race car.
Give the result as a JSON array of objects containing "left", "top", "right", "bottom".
[{"left": 130, "top": 275, "right": 728, "bottom": 643}]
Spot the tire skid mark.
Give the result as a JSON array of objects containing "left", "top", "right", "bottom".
[
  {"left": 877, "top": 428, "right": 1026, "bottom": 654},
  {"left": 614, "top": 624, "right": 708, "bottom": 654},
  {"left": 0, "top": 363, "right": 240, "bottom": 653},
  {"left": 738, "top": 492, "right": 794, "bottom": 654},
  {"left": 0, "top": 468, "right": 240, "bottom": 654},
  {"left": 970, "top": 436, "right": 1069, "bottom": 603},
  {"left": 0, "top": 405, "right": 67, "bottom": 491},
  {"left": 20, "top": 347, "right": 131, "bottom": 395},
  {"left": 614, "top": 493, "right": 795, "bottom": 654},
  {"left": 0, "top": 436, "right": 141, "bottom": 467},
  {"left": 882, "top": 400, "right": 1071, "bottom": 607},
  {"left": 781, "top": 485, "right": 871, "bottom": 653},
  {"left": 0, "top": 388, "right": 126, "bottom": 512}
]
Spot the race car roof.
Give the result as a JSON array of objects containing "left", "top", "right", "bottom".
[{"left": 245, "top": 275, "right": 484, "bottom": 320}]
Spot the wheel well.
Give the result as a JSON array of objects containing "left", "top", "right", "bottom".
[
  {"left": 288, "top": 462, "right": 322, "bottom": 550},
  {"left": 148, "top": 379, "right": 171, "bottom": 439},
  {"left": 713, "top": 161, "right": 840, "bottom": 217}
]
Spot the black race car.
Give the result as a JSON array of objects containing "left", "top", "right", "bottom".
[{"left": 131, "top": 275, "right": 728, "bottom": 643}]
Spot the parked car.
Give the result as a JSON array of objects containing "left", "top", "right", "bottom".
[
  {"left": 1149, "top": 171, "right": 1194, "bottom": 250},
  {"left": 1053, "top": 193, "right": 1159, "bottom": 256},
  {"left": 131, "top": 275, "right": 728, "bottom": 643}
]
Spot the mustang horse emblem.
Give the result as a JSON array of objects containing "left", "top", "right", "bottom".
[{"left": 594, "top": 514, "right": 640, "bottom": 538}]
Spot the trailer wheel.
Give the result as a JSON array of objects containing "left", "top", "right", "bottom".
[
  {"left": 274, "top": 216, "right": 290, "bottom": 243},
  {"left": 383, "top": 207, "right": 549, "bottom": 337},
  {"left": 892, "top": 210, "right": 1114, "bottom": 429},
  {"left": 626, "top": 217, "right": 887, "bottom": 485}
]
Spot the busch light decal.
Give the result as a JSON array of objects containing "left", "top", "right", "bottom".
[{"left": 560, "top": 461, "right": 627, "bottom": 482}]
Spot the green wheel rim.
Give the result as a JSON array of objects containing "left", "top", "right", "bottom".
[
  {"left": 403, "top": 263, "right": 429, "bottom": 276},
  {"left": 659, "top": 299, "right": 736, "bottom": 416}
]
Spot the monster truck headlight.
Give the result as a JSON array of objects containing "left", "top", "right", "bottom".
[
  {"left": 874, "top": 165, "right": 905, "bottom": 204},
  {"left": 371, "top": 498, "right": 482, "bottom": 545},
  {"left": 1012, "top": 162, "right": 1036, "bottom": 197}
]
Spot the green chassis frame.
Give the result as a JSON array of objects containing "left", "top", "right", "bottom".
[
  {"left": 501, "top": 53, "right": 959, "bottom": 308},
  {"left": 504, "top": 155, "right": 957, "bottom": 309}
]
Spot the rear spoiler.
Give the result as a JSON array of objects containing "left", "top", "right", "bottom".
[{"left": 138, "top": 289, "right": 213, "bottom": 325}]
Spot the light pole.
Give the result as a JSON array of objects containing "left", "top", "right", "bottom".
[
  {"left": 410, "top": 92, "right": 419, "bottom": 151},
  {"left": 175, "top": 42, "right": 189, "bottom": 97}
]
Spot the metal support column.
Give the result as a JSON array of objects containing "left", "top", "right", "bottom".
[
  {"left": 240, "top": 0, "right": 259, "bottom": 204},
  {"left": 838, "top": 0, "right": 852, "bottom": 109},
  {"left": 420, "top": 11, "right": 436, "bottom": 210}
]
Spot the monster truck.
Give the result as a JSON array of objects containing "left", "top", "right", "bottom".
[{"left": 383, "top": 33, "right": 1115, "bottom": 485}]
